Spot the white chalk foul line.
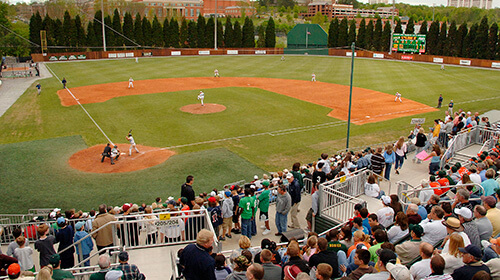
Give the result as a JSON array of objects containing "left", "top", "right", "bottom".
[{"left": 46, "top": 64, "right": 114, "bottom": 145}]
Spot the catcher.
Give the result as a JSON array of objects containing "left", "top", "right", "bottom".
[{"left": 110, "top": 145, "right": 120, "bottom": 165}]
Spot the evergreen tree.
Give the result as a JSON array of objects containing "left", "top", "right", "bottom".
[
  {"left": 394, "top": 19, "right": 402, "bottom": 34},
  {"left": 142, "top": 16, "right": 152, "bottom": 46},
  {"left": 170, "top": 18, "right": 180, "bottom": 48},
  {"left": 104, "top": 15, "right": 113, "bottom": 48},
  {"left": 86, "top": 21, "right": 96, "bottom": 47},
  {"left": 365, "top": 20, "right": 374, "bottom": 50},
  {"left": 382, "top": 20, "right": 391, "bottom": 52},
  {"left": 426, "top": 21, "right": 440, "bottom": 55},
  {"left": 474, "top": 16, "right": 489, "bottom": 59},
  {"left": 420, "top": 20, "right": 427, "bottom": 34},
  {"left": 133, "top": 13, "right": 143, "bottom": 47},
  {"left": 112, "top": 9, "right": 122, "bottom": 47},
  {"left": 373, "top": 18, "right": 382, "bottom": 51},
  {"left": 265, "top": 17, "right": 275, "bottom": 48},
  {"left": 242, "top": 16, "right": 255, "bottom": 47},
  {"left": 348, "top": 20, "right": 356, "bottom": 45},
  {"left": 162, "top": 17, "right": 170, "bottom": 47},
  {"left": 328, "top": 18, "right": 339, "bottom": 47},
  {"left": 187, "top": 20, "right": 197, "bottom": 48},
  {"left": 357, "top": 18, "right": 366, "bottom": 49},
  {"left": 405, "top": 17, "right": 414, "bottom": 34},
  {"left": 463, "top": 23, "right": 477, "bottom": 58},
  {"left": 456, "top": 23, "right": 467, "bottom": 57},
  {"left": 74, "top": 15, "right": 85, "bottom": 49},
  {"left": 217, "top": 19, "right": 223, "bottom": 48},
  {"left": 62, "top": 11, "right": 74, "bottom": 51},
  {"left": 122, "top": 12, "right": 134, "bottom": 47},
  {"left": 179, "top": 18, "right": 188, "bottom": 48},
  {"left": 233, "top": 20, "right": 242, "bottom": 48},
  {"left": 53, "top": 18, "right": 63, "bottom": 47},
  {"left": 447, "top": 20, "right": 457, "bottom": 56},
  {"left": 93, "top": 11, "right": 103, "bottom": 49},
  {"left": 437, "top": 21, "right": 447, "bottom": 55},
  {"left": 151, "top": 15, "right": 163, "bottom": 47},
  {"left": 197, "top": 14, "right": 206, "bottom": 48},
  {"left": 205, "top": 17, "right": 215, "bottom": 48},
  {"left": 257, "top": 25, "right": 265, "bottom": 47},
  {"left": 338, "top": 18, "right": 348, "bottom": 47},
  {"left": 487, "top": 23, "right": 498, "bottom": 60},
  {"left": 224, "top": 16, "right": 233, "bottom": 47},
  {"left": 29, "top": 12, "right": 42, "bottom": 53}
]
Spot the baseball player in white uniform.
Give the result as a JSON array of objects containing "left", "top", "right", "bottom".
[
  {"left": 311, "top": 73, "right": 316, "bottom": 82},
  {"left": 395, "top": 92, "right": 402, "bottom": 102},
  {"left": 126, "top": 133, "right": 140, "bottom": 156},
  {"left": 214, "top": 69, "right": 220, "bottom": 77},
  {"left": 128, "top": 77, "right": 134, "bottom": 89},
  {"left": 197, "top": 91, "right": 205, "bottom": 106},
  {"left": 110, "top": 145, "right": 120, "bottom": 164}
]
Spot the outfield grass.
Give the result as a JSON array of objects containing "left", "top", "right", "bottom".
[{"left": 0, "top": 55, "right": 498, "bottom": 212}]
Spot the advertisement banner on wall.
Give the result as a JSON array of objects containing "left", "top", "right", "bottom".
[
  {"left": 401, "top": 55, "right": 413, "bottom": 60},
  {"left": 227, "top": 50, "right": 238, "bottom": 55},
  {"left": 171, "top": 51, "right": 181, "bottom": 56},
  {"left": 346, "top": 52, "right": 357, "bottom": 57},
  {"left": 460, "top": 60, "right": 471, "bottom": 66},
  {"left": 143, "top": 52, "right": 152, "bottom": 57},
  {"left": 198, "top": 50, "right": 210, "bottom": 55},
  {"left": 255, "top": 50, "right": 266, "bottom": 54},
  {"left": 433, "top": 58, "right": 444, "bottom": 63},
  {"left": 108, "top": 53, "right": 117, "bottom": 58},
  {"left": 492, "top": 62, "right": 500, "bottom": 68},
  {"left": 373, "top": 53, "right": 384, "bottom": 58},
  {"left": 125, "top": 53, "right": 134, "bottom": 57},
  {"left": 68, "top": 55, "right": 77, "bottom": 60},
  {"left": 77, "top": 55, "right": 86, "bottom": 60},
  {"left": 49, "top": 56, "right": 58, "bottom": 61}
]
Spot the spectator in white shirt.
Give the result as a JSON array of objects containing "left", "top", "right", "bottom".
[
  {"left": 420, "top": 206, "right": 447, "bottom": 246},
  {"left": 377, "top": 196, "right": 395, "bottom": 228},
  {"left": 410, "top": 242, "right": 433, "bottom": 280}
]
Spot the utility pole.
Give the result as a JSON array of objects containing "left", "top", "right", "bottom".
[
  {"left": 388, "top": 0, "right": 395, "bottom": 54},
  {"left": 214, "top": 0, "right": 218, "bottom": 50},
  {"left": 101, "top": 0, "right": 107, "bottom": 51},
  {"left": 346, "top": 42, "right": 355, "bottom": 150}
]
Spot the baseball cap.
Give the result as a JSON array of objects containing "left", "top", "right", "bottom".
[
  {"left": 7, "top": 263, "right": 20, "bottom": 276},
  {"left": 254, "top": 175, "right": 259, "bottom": 180},
  {"left": 49, "top": 254, "right": 61, "bottom": 265},
  {"left": 57, "top": 217, "right": 66, "bottom": 225},
  {"left": 75, "top": 221, "right": 85, "bottom": 230},
  {"left": 208, "top": 196, "right": 217, "bottom": 203},
  {"left": 180, "top": 197, "right": 188, "bottom": 204},
  {"left": 167, "top": 200, "right": 176, "bottom": 206},
  {"left": 381, "top": 195, "right": 391, "bottom": 205},
  {"left": 262, "top": 181, "right": 270, "bottom": 187},
  {"left": 261, "top": 238, "right": 272, "bottom": 249},
  {"left": 105, "top": 270, "right": 124, "bottom": 280},
  {"left": 409, "top": 224, "right": 424, "bottom": 237},
  {"left": 459, "top": 244, "right": 482, "bottom": 259},
  {"left": 454, "top": 207, "right": 472, "bottom": 220},
  {"left": 234, "top": 255, "right": 250, "bottom": 268},
  {"left": 286, "top": 173, "right": 293, "bottom": 179},
  {"left": 118, "top": 251, "right": 129, "bottom": 261},
  {"left": 410, "top": 197, "right": 421, "bottom": 205},
  {"left": 386, "top": 263, "right": 412, "bottom": 280},
  {"left": 122, "top": 203, "right": 132, "bottom": 212},
  {"left": 225, "top": 191, "right": 231, "bottom": 197},
  {"left": 284, "top": 265, "right": 302, "bottom": 280},
  {"left": 210, "top": 191, "right": 217, "bottom": 197}
]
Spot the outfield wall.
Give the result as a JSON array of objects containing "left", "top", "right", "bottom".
[{"left": 31, "top": 48, "right": 500, "bottom": 69}]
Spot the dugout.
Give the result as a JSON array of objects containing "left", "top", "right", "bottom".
[{"left": 285, "top": 24, "right": 328, "bottom": 55}]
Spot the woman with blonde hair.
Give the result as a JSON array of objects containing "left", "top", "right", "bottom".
[
  {"left": 347, "top": 230, "right": 371, "bottom": 257},
  {"left": 394, "top": 136, "right": 407, "bottom": 175},
  {"left": 229, "top": 235, "right": 254, "bottom": 264},
  {"left": 36, "top": 265, "right": 53, "bottom": 280},
  {"left": 441, "top": 233, "right": 465, "bottom": 274},
  {"left": 302, "top": 235, "right": 318, "bottom": 262}
]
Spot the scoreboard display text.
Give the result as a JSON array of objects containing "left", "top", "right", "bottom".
[{"left": 392, "top": 34, "right": 426, "bottom": 53}]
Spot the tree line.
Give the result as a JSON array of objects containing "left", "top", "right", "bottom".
[
  {"left": 327, "top": 16, "right": 499, "bottom": 60},
  {"left": 28, "top": 9, "right": 277, "bottom": 53}
]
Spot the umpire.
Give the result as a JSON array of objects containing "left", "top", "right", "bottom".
[{"left": 101, "top": 143, "right": 111, "bottom": 163}]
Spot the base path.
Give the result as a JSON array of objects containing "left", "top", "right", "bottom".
[
  {"left": 57, "top": 77, "right": 437, "bottom": 124},
  {"left": 69, "top": 144, "right": 175, "bottom": 173}
]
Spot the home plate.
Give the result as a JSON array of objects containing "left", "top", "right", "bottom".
[{"left": 366, "top": 116, "right": 370, "bottom": 118}]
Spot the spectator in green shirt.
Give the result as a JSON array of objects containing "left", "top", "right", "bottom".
[
  {"left": 258, "top": 181, "right": 271, "bottom": 236},
  {"left": 50, "top": 254, "right": 74, "bottom": 280},
  {"left": 239, "top": 188, "right": 255, "bottom": 239}
]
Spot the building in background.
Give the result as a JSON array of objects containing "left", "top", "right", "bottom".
[
  {"left": 447, "top": 0, "right": 492, "bottom": 9},
  {"left": 301, "top": 0, "right": 397, "bottom": 20}
]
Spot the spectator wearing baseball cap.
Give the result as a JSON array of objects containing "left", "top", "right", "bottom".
[
  {"left": 50, "top": 254, "right": 74, "bottom": 280},
  {"left": 117, "top": 251, "right": 145, "bottom": 280},
  {"left": 258, "top": 180, "right": 271, "bottom": 235},
  {"left": 454, "top": 208, "right": 481, "bottom": 248},
  {"left": 74, "top": 221, "right": 94, "bottom": 267},
  {"left": 451, "top": 245, "right": 490, "bottom": 280},
  {"left": 396, "top": 224, "right": 424, "bottom": 265},
  {"left": 221, "top": 191, "right": 234, "bottom": 240},
  {"left": 227, "top": 255, "right": 251, "bottom": 280},
  {"left": 482, "top": 196, "right": 500, "bottom": 237},
  {"left": 387, "top": 263, "right": 412, "bottom": 280},
  {"left": 376, "top": 195, "right": 394, "bottom": 228},
  {"left": 207, "top": 195, "right": 223, "bottom": 241}
]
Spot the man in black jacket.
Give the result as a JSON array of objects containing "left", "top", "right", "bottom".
[
  {"left": 179, "top": 229, "right": 216, "bottom": 280},
  {"left": 309, "top": 237, "right": 339, "bottom": 278},
  {"left": 101, "top": 143, "right": 111, "bottom": 163},
  {"left": 287, "top": 173, "right": 302, "bottom": 229}
]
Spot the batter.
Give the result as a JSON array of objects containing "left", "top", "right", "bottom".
[{"left": 126, "top": 133, "right": 140, "bottom": 156}]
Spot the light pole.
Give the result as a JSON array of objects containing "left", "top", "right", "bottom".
[
  {"left": 388, "top": 0, "right": 395, "bottom": 55},
  {"left": 346, "top": 42, "right": 355, "bottom": 149},
  {"left": 101, "top": 0, "right": 107, "bottom": 51},
  {"left": 214, "top": 0, "right": 218, "bottom": 50}
]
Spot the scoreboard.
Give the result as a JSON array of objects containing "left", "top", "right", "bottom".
[{"left": 392, "top": 34, "right": 426, "bottom": 53}]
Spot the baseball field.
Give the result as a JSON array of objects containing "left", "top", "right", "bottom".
[{"left": 0, "top": 55, "right": 499, "bottom": 213}]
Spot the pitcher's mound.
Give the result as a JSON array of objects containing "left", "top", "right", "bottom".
[
  {"left": 180, "top": 103, "right": 226, "bottom": 114},
  {"left": 69, "top": 144, "right": 175, "bottom": 173}
]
